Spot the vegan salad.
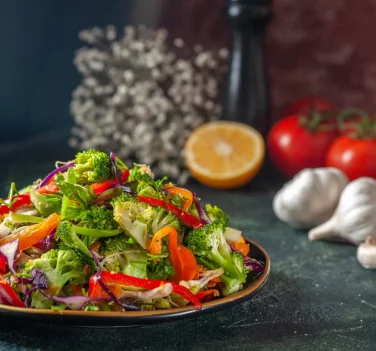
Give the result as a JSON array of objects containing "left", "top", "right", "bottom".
[{"left": 0, "top": 150, "right": 264, "bottom": 312}]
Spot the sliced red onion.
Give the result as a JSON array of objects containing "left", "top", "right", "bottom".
[
  {"left": 230, "top": 245, "right": 264, "bottom": 273},
  {"left": 193, "top": 193, "right": 211, "bottom": 224},
  {"left": 39, "top": 161, "right": 75, "bottom": 188},
  {"left": 0, "top": 239, "right": 19, "bottom": 275}
]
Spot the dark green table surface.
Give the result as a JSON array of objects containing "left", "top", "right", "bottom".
[{"left": 0, "top": 132, "right": 375, "bottom": 351}]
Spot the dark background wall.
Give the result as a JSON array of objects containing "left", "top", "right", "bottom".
[
  {"left": 160, "top": 0, "right": 376, "bottom": 119},
  {"left": 0, "top": 0, "right": 134, "bottom": 142},
  {"left": 1, "top": 0, "right": 374, "bottom": 143}
]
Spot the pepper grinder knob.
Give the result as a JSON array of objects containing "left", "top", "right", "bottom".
[{"left": 223, "top": 0, "right": 272, "bottom": 135}]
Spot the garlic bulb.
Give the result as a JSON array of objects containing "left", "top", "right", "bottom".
[
  {"left": 273, "top": 168, "right": 348, "bottom": 229},
  {"left": 357, "top": 236, "right": 376, "bottom": 269},
  {"left": 309, "top": 177, "right": 376, "bottom": 245}
]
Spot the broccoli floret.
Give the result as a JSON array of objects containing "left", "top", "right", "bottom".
[
  {"left": 128, "top": 165, "right": 155, "bottom": 183},
  {"left": 73, "top": 149, "right": 113, "bottom": 184},
  {"left": 147, "top": 259, "right": 175, "bottom": 280},
  {"left": 77, "top": 206, "right": 119, "bottom": 231},
  {"left": 151, "top": 208, "right": 184, "bottom": 238},
  {"left": 187, "top": 222, "right": 246, "bottom": 284},
  {"left": 112, "top": 194, "right": 184, "bottom": 249},
  {"left": 102, "top": 234, "right": 149, "bottom": 278},
  {"left": 56, "top": 221, "right": 91, "bottom": 257},
  {"left": 205, "top": 204, "right": 230, "bottom": 227},
  {"left": 25, "top": 249, "right": 87, "bottom": 292},
  {"left": 128, "top": 165, "right": 166, "bottom": 199},
  {"left": 103, "top": 250, "right": 149, "bottom": 278},
  {"left": 102, "top": 234, "right": 137, "bottom": 252},
  {"left": 112, "top": 194, "right": 155, "bottom": 249},
  {"left": 136, "top": 181, "right": 161, "bottom": 199}
]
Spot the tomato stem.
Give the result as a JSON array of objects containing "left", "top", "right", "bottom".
[
  {"left": 337, "top": 108, "right": 376, "bottom": 139},
  {"left": 299, "top": 109, "right": 336, "bottom": 132}
]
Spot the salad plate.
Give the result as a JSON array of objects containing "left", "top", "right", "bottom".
[
  {"left": 0, "top": 149, "right": 270, "bottom": 326},
  {"left": 0, "top": 238, "right": 269, "bottom": 326}
]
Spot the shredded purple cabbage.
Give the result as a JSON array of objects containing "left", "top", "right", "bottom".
[
  {"left": 193, "top": 193, "right": 211, "bottom": 224},
  {"left": 38, "top": 290, "right": 111, "bottom": 310},
  {"left": 109, "top": 152, "right": 136, "bottom": 195},
  {"left": 33, "top": 231, "right": 55, "bottom": 252},
  {"left": 230, "top": 245, "right": 264, "bottom": 273},
  {"left": 0, "top": 239, "right": 19, "bottom": 275},
  {"left": 23, "top": 267, "right": 110, "bottom": 310},
  {"left": 110, "top": 152, "right": 122, "bottom": 185},
  {"left": 39, "top": 161, "right": 75, "bottom": 188},
  {"left": 24, "top": 268, "right": 49, "bottom": 307}
]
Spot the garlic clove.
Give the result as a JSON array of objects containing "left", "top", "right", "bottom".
[
  {"left": 273, "top": 168, "right": 348, "bottom": 229},
  {"left": 308, "top": 177, "right": 376, "bottom": 245},
  {"left": 308, "top": 216, "right": 342, "bottom": 242},
  {"left": 357, "top": 236, "right": 376, "bottom": 269}
]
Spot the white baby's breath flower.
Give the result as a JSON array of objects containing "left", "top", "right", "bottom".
[{"left": 70, "top": 25, "right": 227, "bottom": 183}]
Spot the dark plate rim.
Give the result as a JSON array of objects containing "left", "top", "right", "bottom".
[{"left": 0, "top": 238, "right": 270, "bottom": 323}]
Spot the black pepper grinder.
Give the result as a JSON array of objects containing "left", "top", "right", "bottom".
[{"left": 223, "top": 0, "right": 272, "bottom": 135}]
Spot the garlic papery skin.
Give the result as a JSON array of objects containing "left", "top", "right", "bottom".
[
  {"left": 357, "top": 236, "right": 376, "bottom": 269},
  {"left": 309, "top": 177, "right": 376, "bottom": 245},
  {"left": 273, "top": 168, "right": 348, "bottom": 229}
]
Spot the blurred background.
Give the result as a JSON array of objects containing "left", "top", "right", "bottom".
[{"left": 0, "top": 0, "right": 374, "bottom": 188}]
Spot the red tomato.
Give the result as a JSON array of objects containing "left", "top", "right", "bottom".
[
  {"left": 326, "top": 136, "right": 376, "bottom": 180},
  {"left": 283, "top": 97, "right": 335, "bottom": 116},
  {"left": 267, "top": 116, "right": 339, "bottom": 178}
]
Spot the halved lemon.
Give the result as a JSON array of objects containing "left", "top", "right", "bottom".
[{"left": 184, "top": 121, "right": 265, "bottom": 189}]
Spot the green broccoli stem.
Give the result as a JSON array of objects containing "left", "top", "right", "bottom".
[
  {"left": 73, "top": 226, "right": 122, "bottom": 237},
  {"left": 208, "top": 253, "right": 246, "bottom": 283},
  {"left": 197, "top": 257, "right": 241, "bottom": 296},
  {"left": 198, "top": 256, "right": 245, "bottom": 284},
  {"left": 61, "top": 168, "right": 77, "bottom": 218},
  {"left": 9, "top": 213, "right": 43, "bottom": 224},
  {"left": 11, "top": 213, "right": 122, "bottom": 238}
]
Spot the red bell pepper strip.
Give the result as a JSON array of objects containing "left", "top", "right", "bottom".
[
  {"left": 0, "top": 257, "right": 6, "bottom": 273},
  {"left": 89, "top": 271, "right": 202, "bottom": 310},
  {"left": 196, "top": 289, "right": 219, "bottom": 302},
  {"left": 0, "top": 278, "right": 24, "bottom": 307},
  {"left": 138, "top": 196, "right": 204, "bottom": 229},
  {"left": 37, "top": 182, "right": 59, "bottom": 194},
  {"left": 90, "top": 169, "right": 130, "bottom": 195},
  {"left": 0, "top": 194, "right": 32, "bottom": 215}
]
